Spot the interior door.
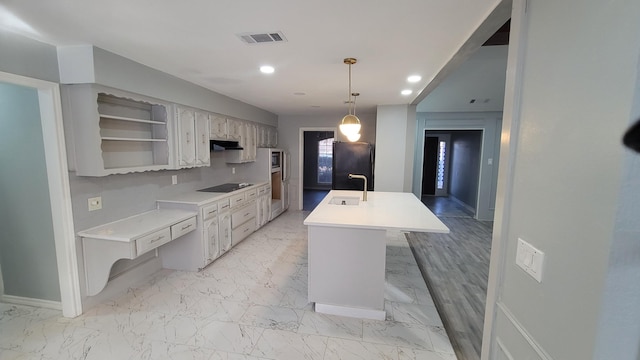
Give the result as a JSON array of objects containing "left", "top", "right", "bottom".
[{"left": 422, "top": 133, "right": 451, "bottom": 197}]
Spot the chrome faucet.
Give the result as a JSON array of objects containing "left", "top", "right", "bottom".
[{"left": 348, "top": 174, "right": 368, "bottom": 201}]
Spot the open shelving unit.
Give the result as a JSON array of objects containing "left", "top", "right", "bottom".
[{"left": 62, "top": 84, "right": 174, "bottom": 176}]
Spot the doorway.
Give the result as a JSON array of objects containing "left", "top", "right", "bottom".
[
  {"left": 423, "top": 130, "right": 482, "bottom": 214},
  {"left": 0, "top": 72, "right": 80, "bottom": 317},
  {"left": 300, "top": 129, "right": 335, "bottom": 211}
]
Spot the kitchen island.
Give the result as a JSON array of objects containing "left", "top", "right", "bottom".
[{"left": 303, "top": 190, "right": 449, "bottom": 320}]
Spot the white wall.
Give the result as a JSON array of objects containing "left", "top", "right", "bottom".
[
  {"left": 375, "top": 105, "right": 416, "bottom": 192},
  {"left": 277, "top": 112, "right": 377, "bottom": 210},
  {"left": 488, "top": 0, "right": 640, "bottom": 359}
]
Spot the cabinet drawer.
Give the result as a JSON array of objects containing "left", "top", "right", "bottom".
[
  {"left": 230, "top": 193, "right": 246, "bottom": 208},
  {"left": 171, "top": 217, "right": 197, "bottom": 240},
  {"left": 232, "top": 219, "right": 257, "bottom": 246},
  {"left": 246, "top": 188, "right": 258, "bottom": 199},
  {"left": 232, "top": 204, "right": 257, "bottom": 228},
  {"left": 218, "top": 198, "right": 231, "bottom": 212},
  {"left": 136, "top": 228, "right": 171, "bottom": 256},
  {"left": 202, "top": 203, "right": 218, "bottom": 221}
]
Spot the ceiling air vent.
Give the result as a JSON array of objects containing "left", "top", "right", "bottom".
[{"left": 238, "top": 31, "right": 287, "bottom": 45}]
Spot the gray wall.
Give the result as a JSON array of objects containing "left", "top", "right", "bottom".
[
  {"left": 90, "top": 47, "right": 277, "bottom": 126},
  {"left": 0, "top": 30, "right": 59, "bottom": 83},
  {"left": 375, "top": 105, "right": 417, "bottom": 192},
  {"left": 449, "top": 130, "right": 482, "bottom": 209},
  {"left": 0, "top": 82, "right": 61, "bottom": 301},
  {"left": 491, "top": 0, "right": 640, "bottom": 359},
  {"left": 278, "top": 112, "right": 377, "bottom": 210}
]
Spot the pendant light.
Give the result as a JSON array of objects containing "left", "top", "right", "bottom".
[
  {"left": 346, "top": 92, "right": 361, "bottom": 141},
  {"left": 339, "top": 58, "right": 361, "bottom": 138}
]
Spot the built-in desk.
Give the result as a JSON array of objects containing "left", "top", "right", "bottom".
[{"left": 79, "top": 209, "right": 196, "bottom": 296}]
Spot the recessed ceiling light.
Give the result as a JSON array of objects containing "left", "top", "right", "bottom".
[
  {"left": 407, "top": 75, "right": 422, "bottom": 83},
  {"left": 260, "top": 65, "right": 275, "bottom": 74},
  {"left": 401, "top": 89, "right": 413, "bottom": 96},
  {"left": 294, "top": 92, "right": 306, "bottom": 96}
]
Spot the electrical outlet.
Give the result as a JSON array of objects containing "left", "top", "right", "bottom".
[
  {"left": 232, "top": 167, "right": 236, "bottom": 174},
  {"left": 172, "top": 175, "right": 178, "bottom": 185},
  {"left": 88, "top": 196, "right": 102, "bottom": 211}
]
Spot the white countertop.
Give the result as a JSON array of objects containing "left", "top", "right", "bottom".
[
  {"left": 303, "top": 190, "right": 450, "bottom": 233},
  {"left": 78, "top": 208, "right": 196, "bottom": 242},
  {"left": 156, "top": 182, "right": 268, "bottom": 206}
]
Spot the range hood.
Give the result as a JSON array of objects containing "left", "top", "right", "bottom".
[{"left": 210, "top": 140, "right": 243, "bottom": 151}]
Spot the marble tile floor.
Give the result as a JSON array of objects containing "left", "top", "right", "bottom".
[{"left": 0, "top": 211, "right": 455, "bottom": 360}]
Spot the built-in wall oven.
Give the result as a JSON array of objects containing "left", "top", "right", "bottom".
[{"left": 271, "top": 151, "right": 281, "bottom": 171}]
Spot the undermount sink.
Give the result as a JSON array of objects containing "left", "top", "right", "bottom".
[{"left": 328, "top": 196, "right": 360, "bottom": 206}]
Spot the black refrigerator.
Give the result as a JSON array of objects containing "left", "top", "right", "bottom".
[{"left": 332, "top": 141, "right": 374, "bottom": 191}]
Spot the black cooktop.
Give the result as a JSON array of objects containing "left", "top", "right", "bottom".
[{"left": 198, "top": 183, "right": 252, "bottom": 193}]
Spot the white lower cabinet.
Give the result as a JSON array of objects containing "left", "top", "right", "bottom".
[
  {"left": 256, "top": 185, "right": 271, "bottom": 227},
  {"left": 231, "top": 200, "right": 257, "bottom": 246},
  {"left": 203, "top": 218, "right": 219, "bottom": 264},
  {"left": 158, "top": 184, "right": 269, "bottom": 272},
  {"left": 218, "top": 211, "right": 232, "bottom": 254}
]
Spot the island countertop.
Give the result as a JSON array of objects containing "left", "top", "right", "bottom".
[{"left": 303, "top": 190, "right": 449, "bottom": 233}]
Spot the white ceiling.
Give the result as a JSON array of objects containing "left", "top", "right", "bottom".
[{"left": 0, "top": 0, "right": 506, "bottom": 116}]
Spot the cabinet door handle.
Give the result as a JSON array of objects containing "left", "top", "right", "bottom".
[
  {"left": 186, "top": 132, "right": 190, "bottom": 143},
  {"left": 150, "top": 235, "right": 165, "bottom": 243},
  {"left": 208, "top": 210, "right": 216, "bottom": 215},
  {"left": 243, "top": 228, "right": 249, "bottom": 233},
  {"left": 202, "top": 134, "right": 206, "bottom": 144}
]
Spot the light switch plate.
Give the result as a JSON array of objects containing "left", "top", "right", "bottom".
[
  {"left": 88, "top": 196, "right": 102, "bottom": 211},
  {"left": 516, "top": 238, "right": 544, "bottom": 282}
]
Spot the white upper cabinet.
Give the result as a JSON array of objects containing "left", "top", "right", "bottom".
[
  {"left": 175, "top": 106, "right": 210, "bottom": 168},
  {"left": 227, "top": 118, "right": 243, "bottom": 141},
  {"left": 176, "top": 107, "right": 196, "bottom": 167},
  {"left": 61, "top": 84, "right": 174, "bottom": 176},
  {"left": 225, "top": 121, "right": 257, "bottom": 163},
  {"left": 210, "top": 115, "right": 227, "bottom": 140},
  {"left": 195, "top": 111, "right": 210, "bottom": 166},
  {"left": 255, "top": 124, "right": 278, "bottom": 148}
]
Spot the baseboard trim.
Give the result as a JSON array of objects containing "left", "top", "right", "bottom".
[
  {"left": 497, "top": 302, "right": 553, "bottom": 360},
  {"left": 0, "top": 294, "right": 62, "bottom": 311},
  {"left": 449, "top": 195, "right": 476, "bottom": 214}
]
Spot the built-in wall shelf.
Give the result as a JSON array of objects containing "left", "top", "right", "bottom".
[{"left": 61, "top": 84, "right": 175, "bottom": 176}]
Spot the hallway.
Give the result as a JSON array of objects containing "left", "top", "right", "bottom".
[{"left": 408, "top": 196, "right": 493, "bottom": 360}]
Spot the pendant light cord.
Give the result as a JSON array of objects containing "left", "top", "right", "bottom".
[{"left": 348, "top": 63, "right": 353, "bottom": 115}]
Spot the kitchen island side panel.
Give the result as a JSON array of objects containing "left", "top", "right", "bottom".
[{"left": 307, "top": 226, "right": 386, "bottom": 311}]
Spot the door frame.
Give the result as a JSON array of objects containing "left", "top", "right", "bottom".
[
  {"left": 298, "top": 127, "right": 336, "bottom": 210},
  {"left": 0, "top": 71, "right": 81, "bottom": 317},
  {"left": 418, "top": 127, "right": 485, "bottom": 215}
]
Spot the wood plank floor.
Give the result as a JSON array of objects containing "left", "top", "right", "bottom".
[{"left": 407, "top": 196, "right": 493, "bottom": 360}]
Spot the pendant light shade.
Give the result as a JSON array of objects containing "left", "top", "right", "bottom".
[
  {"left": 340, "top": 114, "right": 361, "bottom": 136},
  {"left": 340, "top": 58, "right": 362, "bottom": 140}
]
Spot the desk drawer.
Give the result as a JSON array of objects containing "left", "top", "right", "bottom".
[
  {"left": 171, "top": 217, "right": 197, "bottom": 240},
  {"left": 136, "top": 228, "right": 171, "bottom": 256}
]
